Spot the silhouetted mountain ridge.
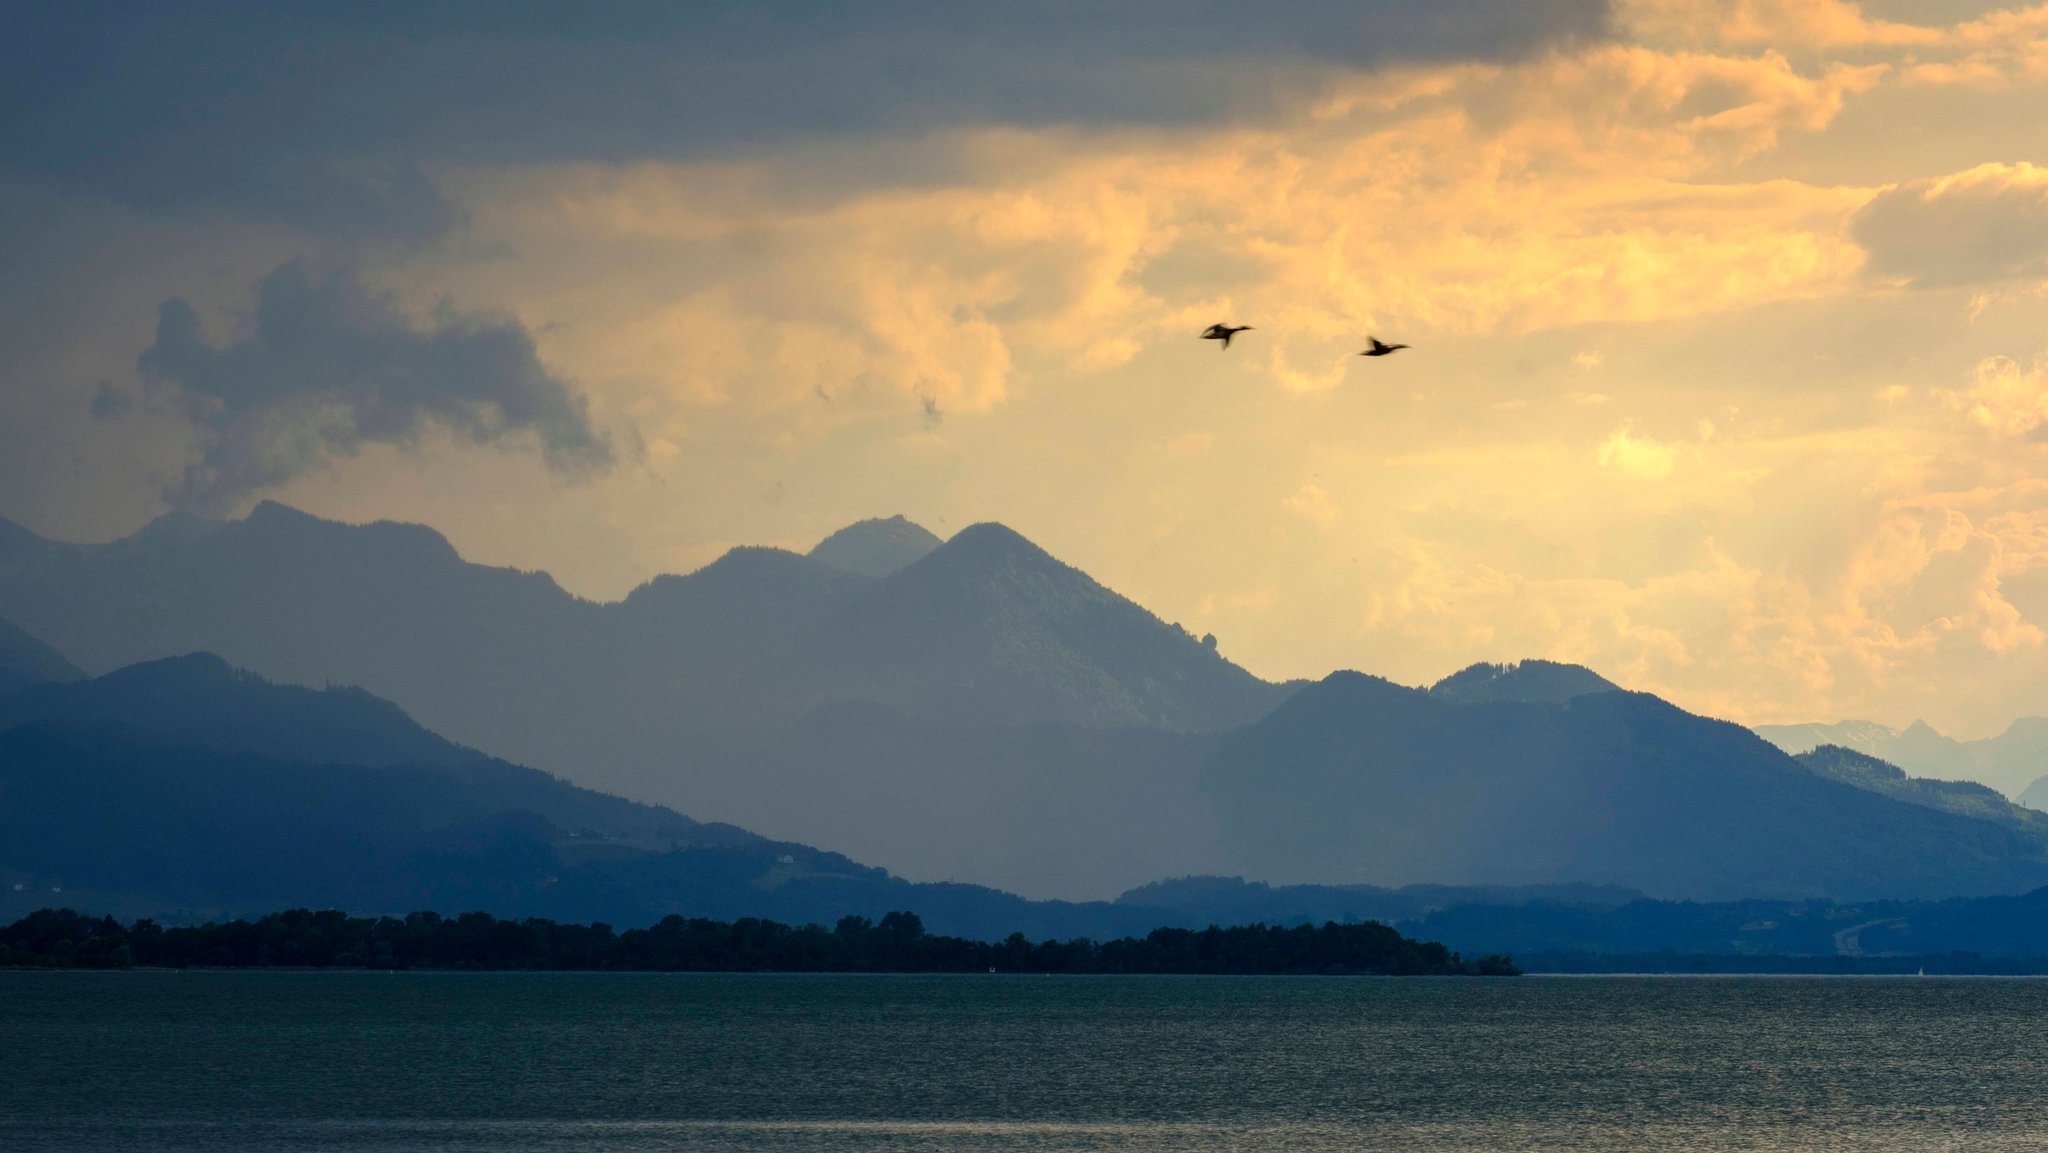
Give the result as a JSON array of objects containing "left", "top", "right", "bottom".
[
  {"left": 1757, "top": 715, "right": 2048, "bottom": 800},
  {"left": 1200, "top": 672, "right": 2048, "bottom": 901},
  {"left": 1793, "top": 744, "right": 2048, "bottom": 838},
  {"left": 0, "top": 506, "right": 1289, "bottom": 790},
  {"left": 0, "top": 656, "right": 1191, "bottom": 939},
  {"left": 1429, "top": 659, "right": 1620, "bottom": 704},
  {"left": 791, "top": 522, "right": 1289, "bottom": 729},
  {"left": 0, "top": 652, "right": 475, "bottom": 769},
  {"left": 808, "top": 515, "right": 942, "bottom": 577}
]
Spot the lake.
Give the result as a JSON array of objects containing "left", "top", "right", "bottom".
[{"left": 4, "top": 972, "right": 2043, "bottom": 1151}]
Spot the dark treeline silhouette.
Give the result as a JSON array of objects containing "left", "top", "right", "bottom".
[{"left": 0, "top": 907, "right": 1516, "bottom": 975}]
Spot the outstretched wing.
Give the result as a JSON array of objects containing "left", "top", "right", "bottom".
[{"left": 1201, "top": 323, "right": 1226, "bottom": 338}]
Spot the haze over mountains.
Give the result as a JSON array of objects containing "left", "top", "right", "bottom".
[
  {"left": 1756, "top": 717, "right": 2048, "bottom": 802},
  {"left": 1203, "top": 672, "right": 2048, "bottom": 901},
  {"left": 6, "top": 503, "right": 2048, "bottom": 911},
  {"left": 0, "top": 500, "right": 1284, "bottom": 761},
  {"left": 0, "top": 613, "right": 82, "bottom": 696},
  {"left": 0, "top": 651, "right": 1179, "bottom": 940}
]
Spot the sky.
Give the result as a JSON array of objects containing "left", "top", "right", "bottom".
[{"left": 5, "top": 0, "right": 2048, "bottom": 737}]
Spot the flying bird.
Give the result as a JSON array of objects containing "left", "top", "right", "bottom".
[
  {"left": 1359, "top": 337, "right": 1409, "bottom": 357},
  {"left": 1201, "top": 323, "right": 1253, "bottom": 349}
]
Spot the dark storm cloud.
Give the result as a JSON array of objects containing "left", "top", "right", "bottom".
[
  {"left": 2, "top": 1, "right": 1609, "bottom": 240},
  {"left": 136, "top": 261, "right": 613, "bottom": 512}
]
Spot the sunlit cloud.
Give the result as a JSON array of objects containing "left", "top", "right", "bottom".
[
  {"left": 1944, "top": 350, "right": 2048, "bottom": 438},
  {"left": 13, "top": 0, "right": 2048, "bottom": 739}
]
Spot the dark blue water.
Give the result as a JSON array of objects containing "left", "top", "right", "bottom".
[{"left": 4, "top": 972, "right": 2043, "bottom": 1150}]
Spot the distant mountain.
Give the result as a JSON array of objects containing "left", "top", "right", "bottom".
[
  {"left": 0, "top": 652, "right": 475, "bottom": 769},
  {"left": 1757, "top": 717, "right": 2048, "bottom": 799},
  {"left": 662, "top": 702, "right": 1225, "bottom": 901},
  {"left": 1755, "top": 718, "right": 1909, "bottom": 760},
  {"left": 808, "top": 515, "right": 942, "bottom": 577},
  {"left": 786, "top": 523, "right": 1290, "bottom": 730},
  {"left": 0, "top": 614, "right": 82, "bottom": 696},
  {"left": 0, "top": 504, "right": 1289, "bottom": 788},
  {"left": 1429, "top": 659, "right": 1619, "bottom": 704},
  {"left": 1200, "top": 672, "right": 2048, "bottom": 901},
  {"left": 0, "top": 656, "right": 1183, "bottom": 940},
  {"left": 1793, "top": 745, "right": 2048, "bottom": 840},
  {"left": 2016, "top": 771, "right": 2048, "bottom": 813}
]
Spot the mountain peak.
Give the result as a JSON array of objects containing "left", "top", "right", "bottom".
[
  {"left": 1428, "top": 659, "right": 1620, "bottom": 705},
  {"left": 808, "top": 515, "right": 941, "bottom": 578},
  {"left": 0, "top": 651, "right": 475, "bottom": 769},
  {"left": 626, "top": 545, "right": 861, "bottom": 608},
  {"left": 239, "top": 502, "right": 461, "bottom": 566},
  {"left": 928, "top": 521, "right": 1055, "bottom": 567},
  {"left": 793, "top": 519, "right": 1288, "bottom": 731}
]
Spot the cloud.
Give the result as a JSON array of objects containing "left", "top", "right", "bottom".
[
  {"left": 1620, "top": 0, "right": 1944, "bottom": 51},
  {"left": 1596, "top": 424, "right": 1679, "bottom": 477},
  {"left": 441, "top": 38, "right": 1879, "bottom": 438},
  {"left": 88, "top": 381, "right": 133, "bottom": 420},
  {"left": 1855, "top": 162, "right": 2048, "bottom": 286},
  {"left": 136, "top": 261, "right": 613, "bottom": 512},
  {"left": 1943, "top": 350, "right": 2048, "bottom": 438},
  {"left": 1284, "top": 484, "right": 1343, "bottom": 529},
  {"left": 0, "top": 2, "right": 1608, "bottom": 242}
]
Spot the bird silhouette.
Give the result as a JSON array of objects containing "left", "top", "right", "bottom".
[
  {"left": 1359, "top": 337, "right": 1409, "bottom": 357},
  {"left": 1201, "top": 323, "right": 1253, "bottom": 349}
]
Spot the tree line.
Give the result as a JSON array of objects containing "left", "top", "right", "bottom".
[{"left": 1, "top": 907, "right": 1516, "bottom": 975}]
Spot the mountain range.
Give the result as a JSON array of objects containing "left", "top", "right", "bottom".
[
  {"left": 1756, "top": 716, "right": 2048, "bottom": 801},
  {"left": 0, "top": 503, "right": 1286, "bottom": 803},
  {"left": 1201, "top": 671, "right": 2048, "bottom": 901},
  {"left": 0, "top": 649, "right": 1188, "bottom": 940},
  {"left": 7, "top": 504, "right": 2048, "bottom": 909}
]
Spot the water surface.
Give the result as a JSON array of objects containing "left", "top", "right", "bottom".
[{"left": 4, "top": 972, "right": 2039, "bottom": 1150}]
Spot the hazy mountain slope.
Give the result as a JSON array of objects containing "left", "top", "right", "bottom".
[
  {"left": 1429, "top": 659, "right": 1619, "bottom": 704},
  {"left": 1989, "top": 719, "right": 2048, "bottom": 806},
  {"left": 0, "top": 505, "right": 1290, "bottom": 783},
  {"left": 2015, "top": 771, "right": 2048, "bottom": 813},
  {"left": 0, "top": 725, "right": 873, "bottom": 927},
  {"left": 0, "top": 656, "right": 741, "bottom": 850},
  {"left": 0, "top": 502, "right": 618, "bottom": 768},
  {"left": 654, "top": 702, "right": 1226, "bottom": 901},
  {"left": 784, "top": 523, "right": 1290, "bottom": 730},
  {"left": 614, "top": 546, "right": 874, "bottom": 669},
  {"left": 0, "top": 725, "right": 1183, "bottom": 942},
  {"left": 808, "top": 515, "right": 942, "bottom": 577},
  {"left": 1754, "top": 719, "right": 1907, "bottom": 760},
  {"left": 1756, "top": 717, "right": 2048, "bottom": 799},
  {"left": 0, "top": 660, "right": 1183, "bottom": 939},
  {"left": 0, "top": 652, "right": 477, "bottom": 769},
  {"left": 1794, "top": 745, "right": 2048, "bottom": 839},
  {"left": 1202, "top": 672, "right": 2048, "bottom": 901},
  {"left": 0, "top": 614, "right": 83, "bottom": 695}
]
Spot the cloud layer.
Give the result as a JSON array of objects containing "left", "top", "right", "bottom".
[
  {"left": 1856, "top": 162, "right": 2048, "bottom": 286},
  {"left": 133, "top": 262, "right": 612, "bottom": 511},
  {"left": 9, "top": 0, "right": 2048, "bottom": 741},
  {"left": 0, "top": 1, "right": 1607, "bottom": 241}
]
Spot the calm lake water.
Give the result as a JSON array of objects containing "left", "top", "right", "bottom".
[{"left": 4, "top": 972, "right": 2046, "bottom": 1151}]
